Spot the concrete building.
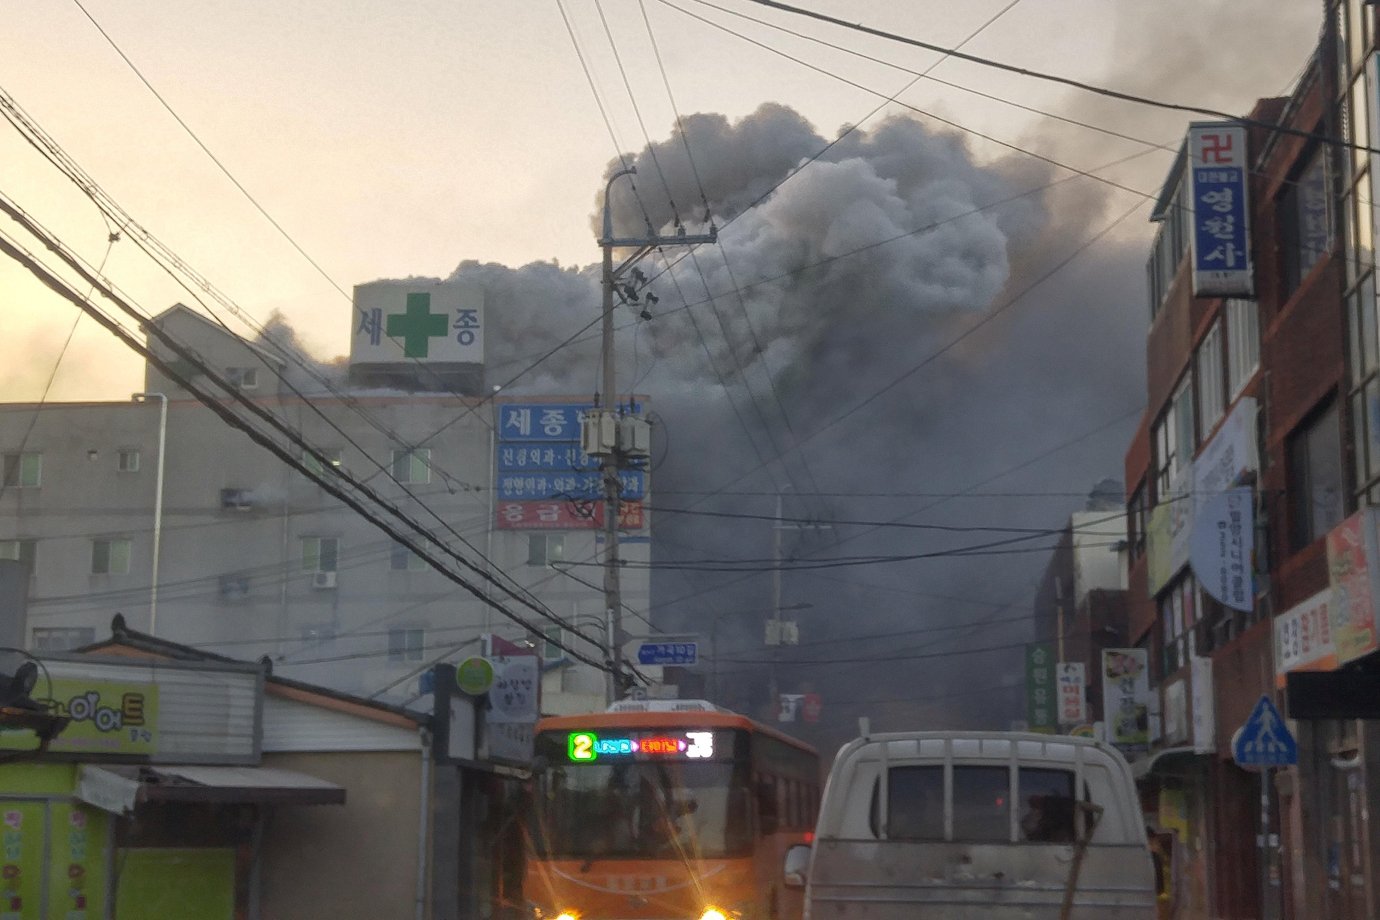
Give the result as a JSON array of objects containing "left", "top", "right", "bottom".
[{"left": 0, "top": 301, "right": 651, "bottom": 708}]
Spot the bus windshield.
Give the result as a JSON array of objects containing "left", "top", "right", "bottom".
[{"left": 532, "top": 760, "right": 752, "bottom": 860}]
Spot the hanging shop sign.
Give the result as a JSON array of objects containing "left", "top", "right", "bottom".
[
  {"left": 0, "top": 678, "right": 158, "bottom": 756},
  {"left": 1101, "top": 648, "right": 1151, "bottom": 753},
  {"left": 1188, "top": 486, "right": 1253, "bottom": 612},
  {"left": 1187, "top": 122, "right": 1254, "bottom": 297},
  {"left": 1326, "top": 509, "right": 1380, "bottom": 665}
]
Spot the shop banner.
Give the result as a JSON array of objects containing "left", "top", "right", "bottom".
[
  {"left": 1193, "top": 397, "right": 1258, "bottom": 495},
  {"left": 1189, "top": 487, "right": 1253, "bottom": 611},
  {"left": 1191, "top": 655, "right": 1215, "bottom": 754},
  {"left": 1025, "top": 644, "right": 1057, "bottom": 734},
  {"left": 1326, "top": 509, "right": 1380, "bottom": 665},
  {"left": 48, "top": 803, "right": 106, "bottom": 919},
  {"left": 1056, "top": 662, "right": 1087, "bottom": 725},
  {"left": 1188, "top": 122, "right": 1254, "bottom": 297},
  {"left": 0, "top": 678, "right": 158, "bottom": 755},
  {"left": 0, "top": 802, "right": 45, "bottom": 916},
  {"left": 1146, "top": 466, "right": 1194, "bottom": 596},
  {"left": 1275, "top": 589, "right": 1338, "bottom": 688},
  {"left": 1102, "top": 649, "right": 1151, "bottom": 753}
]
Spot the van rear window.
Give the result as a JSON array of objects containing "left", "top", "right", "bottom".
[{"left": 873, "top": 765, "right": 1083, "bottom": 843}]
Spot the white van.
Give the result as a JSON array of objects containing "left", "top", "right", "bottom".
[{"left": 785, "top": 731, "right": 1156, "bottom": 919}]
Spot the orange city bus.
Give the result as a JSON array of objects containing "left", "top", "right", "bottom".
[{"left": 525, "top": 700, "right": 820, "bottom": 920}]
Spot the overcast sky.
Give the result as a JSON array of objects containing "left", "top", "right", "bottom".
[{"left": 0, "top": 0, "right": 1319, "bottom": 401}]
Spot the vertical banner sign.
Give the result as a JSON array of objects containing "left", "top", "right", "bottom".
[
  {"left": 1101, "top": 649, "right": 1151, "bottom": 753},
  {"left": 1188, "top": 122, "right": 1253, "bottom": 297},
  {"left": 1025, "top": 644, "right": 1056, "bottom": 734},
  {"left": 1274, "top": 589, "right": 1338, "bottom": 687},
  {"left": 1326, "top": 509, "right": 1380, "bottom": 664},
  {"left": 1188, "top": 486, "right": 1254, "bottom": 611},
  {"left": 48, "top": 803, "right": 107, "bottom": 919},
  {"left": 1056, "top": 662, "right": 1087, "bottom": 726},
  {"left": 0, "top": 803, "right": 45, "bottom": 916}
]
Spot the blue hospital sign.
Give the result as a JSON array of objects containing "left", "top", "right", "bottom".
[
  {"left": 1188, "top": 123, "right": 1254, "bottom": 297},
  {"left": 350, "top": 280, "right": 484, "bottom": 365}
]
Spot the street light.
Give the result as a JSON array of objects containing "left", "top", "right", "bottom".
[{"left": 131, "top": 393, "right": 167, "bottom": 636}]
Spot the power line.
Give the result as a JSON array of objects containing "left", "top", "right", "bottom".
[
  {"left": 0, "top": 208, "right": 612, "bottom": 670},
  {"left": 735, "top": 0, "right": 1372, "bottom": 156}
]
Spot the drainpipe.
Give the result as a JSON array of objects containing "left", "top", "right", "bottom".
[
  {"left": 131, "top": 392, "right": 167, "bottom": 636},
  {"left": 417, "top": 730, "right": 432, "bottom": 920}
]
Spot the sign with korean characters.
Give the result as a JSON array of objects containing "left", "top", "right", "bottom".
[
  {"left": 1275, "top": 589, "right": 1338, "bottom": 688},
  {"left": 1056, "top": 662, "right": 1087, "bottom": 726},
  {"left": 1189, "top": 487, "right": 1254, "bottom": 612},
  {"left": 1101, "top": 648, "right": 1150, "bottom": 753},
  {"left": 0, "top": 678, "right": 158, "bottom": 755},
  {"left": 49, "top": 803, "right": 107, "bottom": 919},
  {"left": 495, "top": 399, "right": 649, "bottom": 532},
  {"left": 1025, "top": 643, "right": 1056, "bottom": 734},
  {"left": 1326, "top": 509, "right": 1380, "bottom": 665},
  {"left": 1188, "top": 122, "right": 1254, "bottom": 297},
  {"left": 488, "top": 656, "right": 539, "bottom": 724},
  {"left": 351, "top": 281, "right": 482, "bottom": 364}
]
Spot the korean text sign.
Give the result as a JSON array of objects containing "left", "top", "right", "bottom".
[
  {"left": 0, "top": 678, "right": 158, "bottom": 755},
  {"left": 1101, "top": 649, "right": 1150, "bottom": 753},
  {"left": 1025, "top": 643, "right": 1056, "bottom": 733},
  {"left": 1188, "top": 122, "right": 1254, "bottom": 297}
]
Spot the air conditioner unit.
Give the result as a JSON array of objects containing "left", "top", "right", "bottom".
[{"left": 311, "top": 571, "right": 337, "bottom": 590}]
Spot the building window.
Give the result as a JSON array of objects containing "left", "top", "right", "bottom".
[
  {"left": 301, "top": 536, "right": 339, "bottom": 573},
  {"left": 2, "top": 452, "right": 41, "bottom": 489},
  {"left": 1196, "top": 321, "right": 1225, "bottom": 435},
  {"left": 1127, "top": 484, "right": 1148, "bottom": 561},
  {"left": 1226, "top": 298, "right": 1260, "bottom": 397},
  {"left": 31, "top": 627, "right": 94, "bottom": 652},
  {"left": 1146, "top": 172, "right": 1191, "bottom": 320},
  {"left": 91, "top": 538, "right": 131, "bottom": 575},
  {"left": 391, "top": 540, "right": 428, "bottom": 571},
  {"left": 1288, "top": 400, "right": 1345, "bottom": 551},
  {"left": 1159, "top": 577, "right": 1197, "bottom": 677},
  {"left": 302, "top": 447, "right": 343, "bottom": 478},
  {"left": 527, "top": 534, "right": 564, "bottom": 566},
  {"left": 391, "top": 448, "right": 431, "bottom": 484},
  {"left": 388, "top": 627, "right": 425, "bottom": 662},
  {"left": 226, "top": 367, "right": 259, "bottom": 389},
  {"left": 1281, "top": 147, "right": 1331, "bottom": 298},
  {"left": 116, "top": 448, "right": 141, "bottom": 473},
  {"left": 0, "top": 539, "right": 36, "bottom": 575},
  {"left": 1173, "top": 378, "right": 1196, "bottom": 468}
]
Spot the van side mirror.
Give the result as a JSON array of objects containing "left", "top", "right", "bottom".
[{"left": 783, "top": 843, "right": 811, "bottom": 889}]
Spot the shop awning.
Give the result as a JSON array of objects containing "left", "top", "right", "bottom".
[
  {"left": 1132, "top": 745, "right": 1203, "bottom": 780},
  {"left": 77, "top": 764, "right": 345, "bottom": 813}
]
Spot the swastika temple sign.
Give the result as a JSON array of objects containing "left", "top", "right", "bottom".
[
  {"left": 1187, "top": 122, "right": 1253, "bottom": 297},
  {"left": 350, "top": 280, "right": 484, "bottom": 365}
]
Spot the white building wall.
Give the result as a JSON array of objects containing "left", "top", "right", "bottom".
[
  {"left": 1070, "top": 509, "right": 1128, "bottom": 601},
  {"left": 0, "top": 310, "right": 651, "bottom": 706}
]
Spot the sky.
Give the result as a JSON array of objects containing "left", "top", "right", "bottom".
[{"left": 0, "top": 0, "right": 1325, "bottom": 737}]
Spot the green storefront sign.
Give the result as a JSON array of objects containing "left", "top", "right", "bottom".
[
  {"left": 1025, "top": 642, "right": 1057, "bottom": 734},
  {"left": 0, "top": 678, "right": 159, "bottom": 756}
]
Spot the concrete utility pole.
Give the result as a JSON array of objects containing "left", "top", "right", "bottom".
[{"left": 593, "top": 166, "right": 715, "bottom": 702}]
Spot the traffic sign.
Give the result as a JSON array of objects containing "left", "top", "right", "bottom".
[
  {"left": 637, "top": 642, "right": 698, "bottom": 666},
  {"left": 1232, "top": 695, "right": 1297, "bottom": 767}
]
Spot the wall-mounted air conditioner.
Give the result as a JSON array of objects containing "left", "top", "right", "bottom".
[{"left": 312, "top": 571, "right": 337, "bottom": 590}]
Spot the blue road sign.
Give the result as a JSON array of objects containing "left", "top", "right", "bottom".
[
  {"left": 637, "top": 642, "right": 698, "bottom": 666},
  {"left": 1232, "top": 695, "right": 1297, "bottom": 767}
]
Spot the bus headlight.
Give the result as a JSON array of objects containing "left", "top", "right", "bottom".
[
  {"left": 555, "top": 911, "right": 580, "bottom": 920},
  {"left": 700, "top": 908, "right": 728, "bottom": 920}
]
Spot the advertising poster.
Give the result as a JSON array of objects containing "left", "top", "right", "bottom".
[
  {"left": 1057, "top": 662, "right": 1087, "bottom": 726},
  {"left": 1275, "top": 589, "right": 1338, "bottom": 687},
  {"left": 1102, "top": 648, "right": 1151, "bottom": 753},
  {"left": 0, "top": 802, "right": 45, "bottom": 918},
  {"left": 1326, "top": 510, "right": 1380, "bottom": 664}
]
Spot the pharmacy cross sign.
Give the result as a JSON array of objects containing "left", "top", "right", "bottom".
[{"left": 385, "top": 292, "right": 448, "bottom": 358}]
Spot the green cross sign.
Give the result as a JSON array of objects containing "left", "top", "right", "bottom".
[{"left": 385, "top": 292, "right": 448, "bottom": 358}]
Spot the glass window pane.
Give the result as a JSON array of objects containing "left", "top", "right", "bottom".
[
  {"left": 1365, "top": 274, "right": 1380, "bottom": 375},
  {"left": 1018, "top": 768, "right": 1077, "bottom": 843},
  {"left": 951, "top": 766, "right": 1011, "bottom": 843},
  {"left": 320, "top": 538, "right": 339, "bottom": 572},
  {"left": 887, "top": 766, "right": 945, "bottom": 840},
  {"left": 1353, "top": 390, "right": 1369, "bottom": 491},
  {"left": 1367, "top": 379, "right": 1380, "bottom": 481}
]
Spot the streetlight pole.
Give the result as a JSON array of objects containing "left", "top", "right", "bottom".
[
  {"left": 132, "top": 392, "right": 167, "bottom": 636},
  {"left": 595, "top": 166, "right": 715, "bottom": 702}
]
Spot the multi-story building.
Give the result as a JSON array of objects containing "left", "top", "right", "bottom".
[
  {"left": 1123, "top": 7, "right": 1380, "bottom": 916},
  {"left": 0, "top": 300, "right": 652, "bottom": 710}
]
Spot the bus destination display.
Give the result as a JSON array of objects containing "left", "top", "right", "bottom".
[{"left": 567, "top": 730, "right": 716, "bottom": 762}]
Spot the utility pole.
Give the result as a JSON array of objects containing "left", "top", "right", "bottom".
[{"left": 589, "top": 166, "right": 715, "bottom": 703}]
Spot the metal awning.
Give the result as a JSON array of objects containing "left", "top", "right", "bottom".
[
  {"left": 77, "top": 764, "right": 345, "bottom": 814},
  {"left": 1132, "top": 745, "right": 1203, "bottom": 781}
]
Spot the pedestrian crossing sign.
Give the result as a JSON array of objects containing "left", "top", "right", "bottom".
[{"left": 1232, "top": 695, "right": 1297, "bottom": 767}]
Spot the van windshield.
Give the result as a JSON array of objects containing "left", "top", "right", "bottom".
[{"left": 530, "top": 761, "right": 752, "bottom": 859}]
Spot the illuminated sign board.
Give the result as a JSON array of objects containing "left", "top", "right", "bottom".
[{"left": 566, "top": 730, "right": 716, "bottom": 762}]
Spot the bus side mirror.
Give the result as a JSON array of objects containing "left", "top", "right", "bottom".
[{"left": 783, "top": 843, "right": 811, "bottom": 889}]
